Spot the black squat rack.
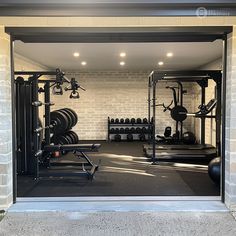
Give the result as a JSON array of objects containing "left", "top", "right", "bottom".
[
  {"left": 148, "top": 70, "right": 222, "bottom": 162},
  {"left": 15, "top": 68, "right": 100, "bottom": 180}
]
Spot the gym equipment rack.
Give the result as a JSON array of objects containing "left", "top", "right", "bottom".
[
  {"left": 15, "top": 69, "right": 99, "bottom": 180},
  {"left": 147, "top": 70, "right": 222, "bottom": 162},
  {"left": 107, "top": 117, "right": 152, "bottom": 141}
]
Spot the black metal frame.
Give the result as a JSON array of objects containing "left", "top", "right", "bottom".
[
  {"left": 107, "top": 117, "right": 152, "bottom": 142},
  {"left": 14, "top": 70, "right": 99, "bottom": 183},
  {"left": 1, "top": 1, "right": 236, "bottom": 16},
  {"left": 148, "top": 70, "right": 222, "bottom": 163}
]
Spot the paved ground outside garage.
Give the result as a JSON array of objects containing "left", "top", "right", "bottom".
[{"left": 1, "top": 211, "right": 236, "bottom": 236}]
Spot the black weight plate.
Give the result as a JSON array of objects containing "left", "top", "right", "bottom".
[
  {"left": 65, "top": 131, "right": 76, "bottom": 144},
  {"left": 70, "top": 131, "right": 79, "bottom": 143},
  {"left": 62, "top": 108, "right": 76, "bottom": 127},
  {"left": 55, "top": 110, "right": 69, "bottom": 133},
  {"left": 59, "top": 109, "right": 73, "bottom": 130},
  {"left": 65, "top": 133, "right": 74, "bottom": 144},
  {"left": 58, "top": 135, "right": 70, "bottom": 145},
  {"left": 62, "top": 108, "right": 75, "bottom": 127},
  {"left": 64, "top": 108, "right": 78, "bottom": 127},
  {"left": 65, "top": 130, "right": 79, "bottom": 144},
  {"left": 50, "top": 110, "right": 68, "bottom": 134},
  {"left": 171, "top": 106, "right": 188, "bottom": 122}
]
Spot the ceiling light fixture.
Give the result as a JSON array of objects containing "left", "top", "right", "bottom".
[
  {"left": 120, "top": 61, "right": 125, "bottom": 66},
  {"left": 167, "top": 52, "right": 173, "bottom": 57},
  {"left": 81, "top": 61, "right": 87, "bottom": 66},
  {"left": 158, "top": 61, "right": 164, "bottom": 66},
  {"left": 120, "top": 52, "right": 126, "bottom": 57},
  {"left": 73, "top": 52, "right": 80, "bottom": 57}
]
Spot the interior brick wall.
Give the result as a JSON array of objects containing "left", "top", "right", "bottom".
[{"left": 50, "top": 71, "right": 195, "bottom": 140}]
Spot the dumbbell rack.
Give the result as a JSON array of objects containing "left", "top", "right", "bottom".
[{"left": 107, "top": 117, "right": 153, "bottom": 141}]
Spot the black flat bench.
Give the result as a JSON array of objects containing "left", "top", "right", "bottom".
[
  {"left": 42, "top": 143, "right": 101, "bottom": 179},
  {"left": 44, "top": 143, "right": 101, "bottom": 152}
]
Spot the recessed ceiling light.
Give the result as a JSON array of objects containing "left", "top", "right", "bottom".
[
  {"left": 158, "top": 61, "right": 164, "bottom": 66},
  {"left": 81, "top": 61, "right": 87, "bottom": 66},
  {"left": 120, "top": 52, "right": 126, "bottom": 57},
  {"left": 73, "top": 52, "right": 80, "bottom": 57},
  {"left": 120, "top": 61, "right": 125, "bottom": 66},
  {"left": 167, "top": 52, "right": 173, "bottom": 57}
]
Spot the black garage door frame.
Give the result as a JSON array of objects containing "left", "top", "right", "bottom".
[{"left": 6, "top": 26, "right": 232, "bottom": 203}]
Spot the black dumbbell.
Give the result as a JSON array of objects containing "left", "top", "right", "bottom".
[
  {"left": 136, "top": 118, "right": 142, "bottom": 124},
  {"left": 142, "top": 127, "right": 147, "bottom": 134},
  {"left": 115, "top": 128, "right": 120, "bottom": 134},
  {"left": 125, "top": 128, "right": 130, "bottom": 133},
  {"left": 120, "top": 118, "right": 124, "bottom": 123},
  {"left": 127, "top": 134, "right": 133, "bottom": 142},
  {"left": 110, "top": 128, "right": 115, "bottom": 133},
  {"left": 130, "top": 127, "right": 135, "bottom": 133},
  {"left": 143, "top": 118, "right": 148, "bottom": 124},
  {"left": 139, "top": 133, "right": 146, "bottom": 141},
  {"left": 115, "top": 118, "right": 119, "bottom": 124},
  {"left": 125, "top": 118, "right": 130, "bottom": 124},
  {"left": 114, "top": 134, "right": 122, "bottom": 142},
  {"left": 120, "top": 128, "right": 125, "bottom": 134},
  {"left": 131, "top": 118, "right": 136, "bottom": 124},
  {"left": 136, "top": 127, "right": 141, "bottom": 133},
  {"left": 110, "top": 118, "right": 115, "bottom": 123}
]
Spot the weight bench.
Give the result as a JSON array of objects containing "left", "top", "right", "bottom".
[{"left": 42, "top": 143, "right": 101, "bottom": 179}]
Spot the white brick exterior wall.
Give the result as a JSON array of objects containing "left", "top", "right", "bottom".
[
  {"left": 225, "top": 29, "right": 236, "bottom": 209},
  {"left": 51, "top": 71, "right": 195, "bottom": 140},
  {"left": 0, "top": 16, "right": 236, "bottom": 210},
  {"left": 0, "top": 27, "right": 12, "bottom": 210}
]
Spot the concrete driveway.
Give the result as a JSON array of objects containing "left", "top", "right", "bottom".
[{"left": 1, "top": 211, "right": 236, "bottom": 236}]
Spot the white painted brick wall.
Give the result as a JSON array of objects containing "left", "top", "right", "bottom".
[
  {"left": 51, "top": 71, "right": 195, "bottom": 140},
  {"left": 225, "top": 30, "right": 236, "bottom": 209},
  {"left": 0, "top": 27, "right": 12, "bottom": 210}
]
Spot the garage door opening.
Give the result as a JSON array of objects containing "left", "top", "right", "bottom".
[{"left": 6, "top": 27, "right": 230, "bottom": 201}]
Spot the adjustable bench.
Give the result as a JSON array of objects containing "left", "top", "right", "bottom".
[{"left": 41, "top": 143, "right": 101, "bottom": 179}]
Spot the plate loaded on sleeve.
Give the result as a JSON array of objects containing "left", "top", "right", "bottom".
[
  {"left": 63, "top": 108, "right": 78, "bottom": 127},
  {"left": 170, "top": 105, "right": 188, "bottom": 122},
  {"left": 65, "top": 130, "right": 79, "bottom": 144},
  {"left": 50, "top": 110, "right": 69, "bottom": 135},
  {"left": 59, "top": 109, "right": 73, "bottom": 130}
]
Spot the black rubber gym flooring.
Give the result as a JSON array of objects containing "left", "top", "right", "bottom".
[{"left": 17, "top": 141, "right": 220, "bottom": 197}]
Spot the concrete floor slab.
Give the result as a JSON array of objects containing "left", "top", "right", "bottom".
[{"left": 8, "top": 200, "right": 228, "bottom": 213}]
